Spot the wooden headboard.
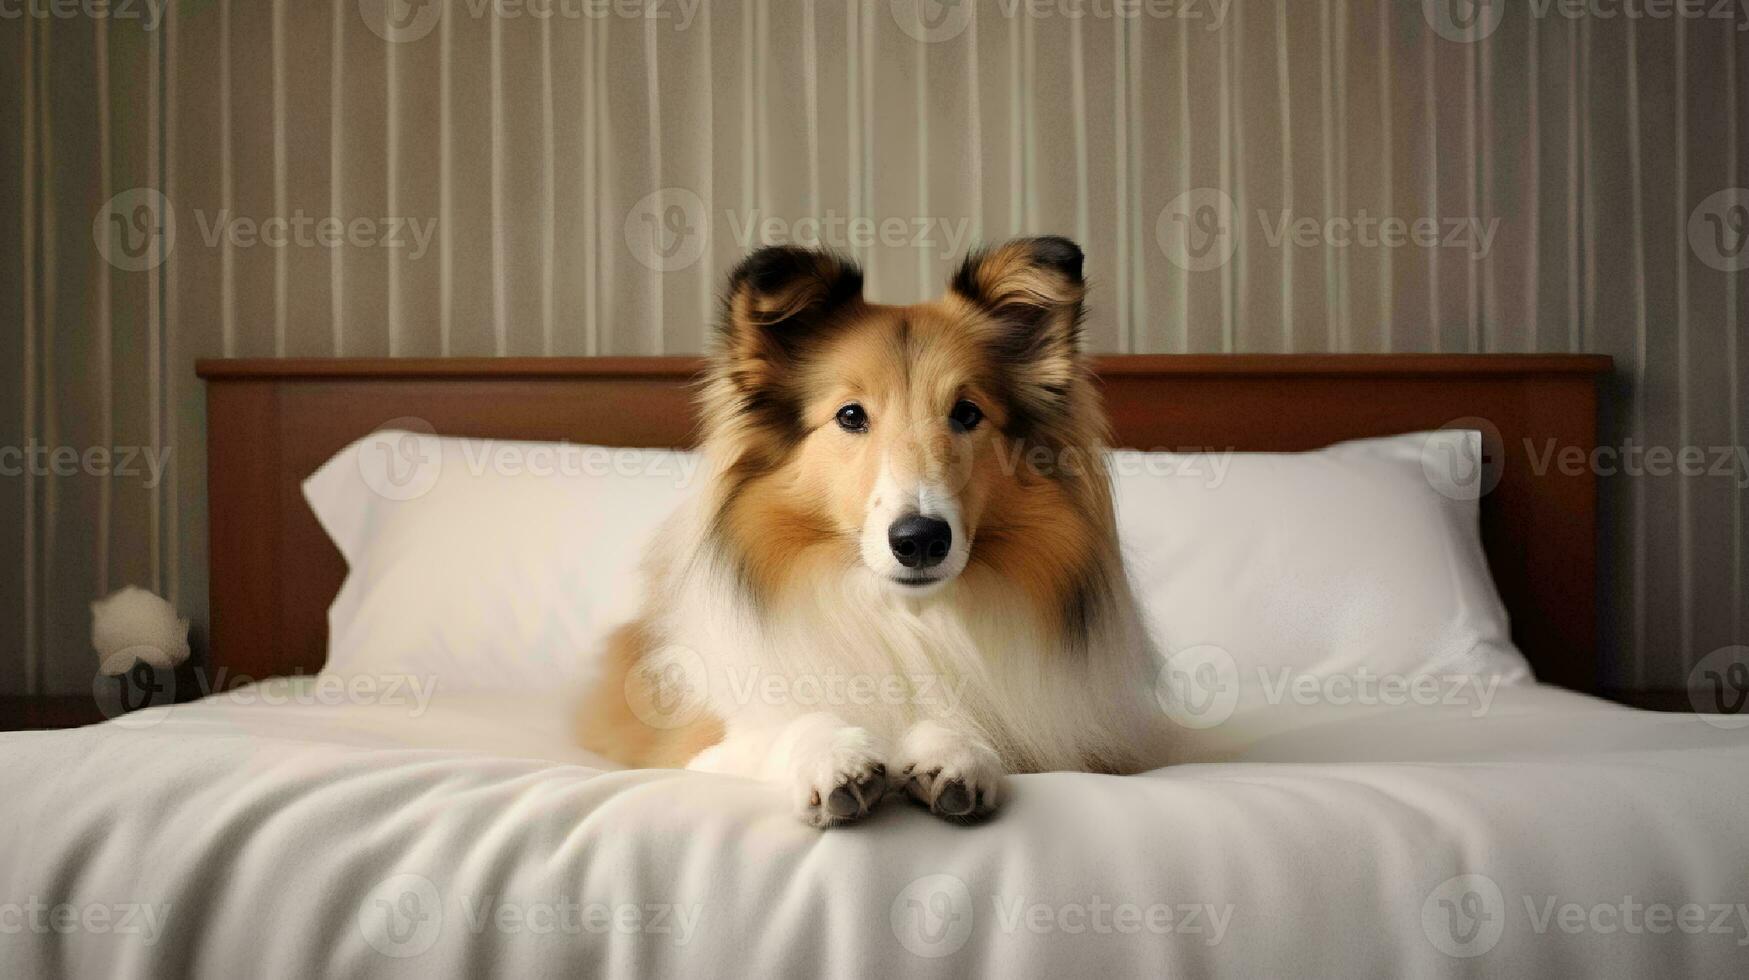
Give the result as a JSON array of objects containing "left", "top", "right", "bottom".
[{"left": 196, "top": 354, "right": 1612, "bottom": 693}]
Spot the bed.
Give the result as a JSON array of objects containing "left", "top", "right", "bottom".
[{"left": 7, "top": 354, "right": 1747, "bottom": 978}]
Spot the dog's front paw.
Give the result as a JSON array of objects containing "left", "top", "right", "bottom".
[
  {"left": 791, "top": 727, "right": 889, "bottom": 829},
  {"left": 895, "top": 726, "right": 1006, "bottom": 823}
]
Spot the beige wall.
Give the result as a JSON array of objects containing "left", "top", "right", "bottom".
[{"left": 2, "top": 0, "right": 1745, "bottom": 695}]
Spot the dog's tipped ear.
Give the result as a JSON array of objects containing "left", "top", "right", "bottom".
[
  {"left": 711, "top": 246, "right": 863, "bottom": 442},
  {"left": 950, "top": 235, "right": 1086, "bottom": 347},
  {"left": 721, "top": 245, "right": 864, "bottom": 356},
  {"left": 952, "top": 238, "right": 1088, "bottom": 430}
]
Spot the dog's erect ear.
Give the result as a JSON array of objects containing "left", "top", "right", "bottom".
[
  {"left": 720, "top": 245, "right": 864, "bottom": 361},
  {"left": 951, "top": 236, "right": 1088, "bottom": 430}
]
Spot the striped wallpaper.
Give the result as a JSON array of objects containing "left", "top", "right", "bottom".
[{"left": 2, "top": 0, "right": 1745, "bottom": 695}]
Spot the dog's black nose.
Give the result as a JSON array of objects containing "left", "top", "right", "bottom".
[{"left": 888, "top": 514, "right": 952, "bottom": 569}]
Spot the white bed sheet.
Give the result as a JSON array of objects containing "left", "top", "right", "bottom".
[{"left": 3, "top": 681, "right": 1747, "bottom": 978}]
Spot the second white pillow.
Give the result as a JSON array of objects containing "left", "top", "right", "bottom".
[{"left": 1112, "top": 430, "right": 1532, "bottom": 692}]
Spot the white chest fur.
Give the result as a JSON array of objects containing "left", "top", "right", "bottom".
[{"left": 662, "top": 545, "right": 1164, "bottom": 774}]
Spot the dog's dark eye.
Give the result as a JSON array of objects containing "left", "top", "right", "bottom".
[
  {"left": 949, "top": 400, "right": 983, "bottom": 432},
  {"left": 835, "top": 403, "right": 869, "bottom": 433}
]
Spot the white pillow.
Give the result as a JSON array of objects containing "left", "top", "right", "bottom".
[
  {"left": 303, "top": 430, "right": 699, "bottom": 691},
  {"left": 1113, "top": 430, "right": 1533, "bottom": 692},
  {"left": 304, "top": 428, "right": 1529, "bottom": 698}
]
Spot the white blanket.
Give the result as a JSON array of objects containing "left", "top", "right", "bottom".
[{"left": 3, "top": 682, "right": 1747, "bottom": 978}]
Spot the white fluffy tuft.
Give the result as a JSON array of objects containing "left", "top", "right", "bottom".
[{"left": 91, "top": 586, "right": 190, "bottom": 675}]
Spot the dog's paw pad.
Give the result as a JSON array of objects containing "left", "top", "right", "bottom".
[
  {"left": 900, "top": 760, "right": 1003, "bottom": 823},
  {"left": 934, "top": 779, "right": 974, "bottom": 817},
  {"left": 823, "top": 764, "right": 886, "bottom": 819},
  {"left": 795, "top": 733, "right": 888, "bottom": 828}
]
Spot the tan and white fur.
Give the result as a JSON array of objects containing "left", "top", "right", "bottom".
[{"left": 579, "top": 237, "right": 1168, "bottom": 827}]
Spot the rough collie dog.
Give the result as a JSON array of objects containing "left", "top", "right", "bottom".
[{"left": 579, "top": 236, "right": 1168, "bottom": 827}]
